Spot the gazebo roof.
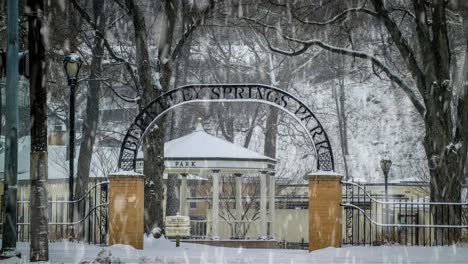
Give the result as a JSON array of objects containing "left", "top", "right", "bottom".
[
  {"left": 165, "top": 122, "right": 274, "bottom": 162},
  {"left": 138, "top": 119, "right": 276, "bottom": 175}
]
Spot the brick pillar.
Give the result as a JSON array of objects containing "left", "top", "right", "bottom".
[
  {"left": 306, "top": 172, "right": 343, "bottom": 251},
  {"left": 108, "top": 172, "right": 144, "bottom": 249}
]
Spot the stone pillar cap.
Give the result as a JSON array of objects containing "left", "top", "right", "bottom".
[
  {"left": 109, "top": 170, "right": 144, "bottom": 177},
  {"left": 303, "top": 171, "right": 343, "bottom": 180}
]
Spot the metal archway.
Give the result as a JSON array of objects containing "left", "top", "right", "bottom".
[{"left": 118, "top": 84, "right": 335, "bottom": 171}]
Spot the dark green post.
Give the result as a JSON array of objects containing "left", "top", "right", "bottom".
[{"left": 0, "top": 0, "right": 20, "bottom": 259}]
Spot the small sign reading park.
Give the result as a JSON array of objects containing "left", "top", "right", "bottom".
[{"left": 174, "top": 161, "right": 197, "bottom": 167}]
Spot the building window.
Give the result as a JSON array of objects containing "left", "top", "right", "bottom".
[
  {"left": 190, "top": 188, "right": 197, "bottom": 209},
  {"left": 398, "top": 213, "right": 418, "bottom": 233}
]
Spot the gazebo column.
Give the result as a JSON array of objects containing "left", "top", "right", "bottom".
[
  {"left": 269, "top": 174, "right": 276, "bottom": 238},
  {"left": 212, "top": 170, "right": 220, "bottom": 238},
  {"left": 179, "top": 174, "right": 188, "bottom": 216},
  {"left": 235, "top": 174, "right": 243, "bottom": 220},
  {"left": 235, "top": 174, "right": 243, "bottom": 238},
  {"left": 260, "top": 172, "right": 267, "bottom": 238}
]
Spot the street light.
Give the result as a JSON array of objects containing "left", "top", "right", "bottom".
[
  {"left": 63, "top": 52, "right": 81, "bottom": 225},
  {"left": 64, "top": 53, "right": 81, "bottom": 84},
  {"left": 380, "top": 159, "right": 392, "bottom": 201},
  {"left": 380, "top": 159, "right": 392, "bottom": 242}
]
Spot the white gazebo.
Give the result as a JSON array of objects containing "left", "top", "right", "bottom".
[{"left": 138, "top": 118, "right": 276, "bottom": 239}]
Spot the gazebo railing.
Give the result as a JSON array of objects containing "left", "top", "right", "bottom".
[
  {"left": 190, "top": 220, "right": 210, "bottom": 239},
  {"left": 189, "top": 219, "right": 272, "bottom": 240}
]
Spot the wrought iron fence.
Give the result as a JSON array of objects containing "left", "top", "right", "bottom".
[
  {"left": 342, "top": 181, "right": 468, "bottom": 246},
  {"left": 1, "top": 181, "right": 108, "bottom": 245},
  {"left": 226, "top": 220, "right": 272, "bottom": 239}
]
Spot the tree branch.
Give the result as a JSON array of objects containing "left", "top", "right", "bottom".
[
  {"left": 370, "top": 0, "right": 427, "bottom": 95},
  {"left": 412, "top": 0, "right": 434, "bottom": 78},
  {"left": 101, "top": 79, "right": 140, "bottom": 103},
  {"left": 292, "top": 5, "right": 378, "bottom": 26},
  {"left": 245, "top": 17, "right": 425, "bottom": 116},
  {"left": 71, "top": 0, "right": 139, "bottom": 89},
  {"left": 390, "top": 7, "right": 416, "bottom": 19},
  {"left": 170, "top": 0, "right": 216, "bottom": 62}
]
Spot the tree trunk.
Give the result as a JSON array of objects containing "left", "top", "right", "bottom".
[
  {"left": 421, "top": 0, "right": 465, "bottom": 244},
  {"left": 75, "top": 0, "right": 105, "bottom": 239},
  {"left": 333, "top": 79, "right": 349, "bottom": 180},
  {"left": 126, "top": 0, "right": 164, "bottom": 233},
  {"left": 166, "top": 113, "right": 179, "bottom": 217},
  {"left": 165, "top": 116, "right": 193, "bottom": 219},
  {"left": 339, "top": 79, "right": 350, "bottom": 177},
  {"left": 371, "top": 0, "right": 465, "bottom": 243},
  {"left": 424, "top": 113, "right": 463, "bottom": 244},
  {"left": 158, "top": 0, "right": 179, "bottom": 219},
  {"left": 165, "top": 173, "right": 179, "bottom": 216},
  {"left": 332, "top": 59, "right": 349, "bottom": 180},
  {"left": 28, "top": 0, "right": 49, "bottom": 260},
  {"left": 143, "top": 127, "right": 165, "bottom": 232},
  {"left": 459, "top": 6, "right": 468, "bottom": 184},
  {"left": 243, "top": 105, "right": 260, "bottom": 148},
  {"left": 264, "top": 106, "right": 278, "bottom": 159},
  {"left": 166, "top": 30, "right": 194, "bottom": 217},
  {"left": 125, "top": 0, "right": 174, "bottom": 233}
]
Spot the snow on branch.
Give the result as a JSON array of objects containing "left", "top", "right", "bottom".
[
  {"left": 245, "top": 17, "right": 425, "bottom": 117},
  {"left": 101, "top": 80, "right": 140, "bottom": 103},
  {"left": 170, "top": 0, "right": 216, "bottom": 62},
  {"left": 291, "top": 5, "right": 378, "bottom": 26}
]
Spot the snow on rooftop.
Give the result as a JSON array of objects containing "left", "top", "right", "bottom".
[
  {"left": 0, "top": 136, "right": 114, "bottom": 181},
  {"left": 139, "top": 119, "right": 275, "bottom": 162},
  {"left": 109, "top": 170, "right": 144, "bottom": 177},
  {"left": 389, "top": 176, "right": 427, "bottom": 184},
  {"left": 303, "top": 171, "right": 342, "bottom": 180},
  {"left": 352, "top": 177, "right": 368, "bottom": 183}
]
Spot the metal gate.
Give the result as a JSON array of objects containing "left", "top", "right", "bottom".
[
  {"left": 2, "top": 181, "right": 109, "bottom": 245},
  {"left": 342, "top": 181, "right": 468, "bottom": 246}
]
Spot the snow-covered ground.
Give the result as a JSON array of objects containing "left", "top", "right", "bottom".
[{"left": 2, "top": 236, "right": 468, "bottom": 264}]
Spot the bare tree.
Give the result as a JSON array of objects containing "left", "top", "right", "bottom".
[
  {"left": 247, "top": 0, "right": 468, "bottom": 242},
  {"left": 121, "top": 0, "right": 216, "bottom": 230},
  {"left": 74, "top": 0, "right": 107, "bottom": 238},
  {"left": 28, "top": 0, "right": 49, "bottom": 260},
  {"left": 123, "top": 0, "right": 166, "bottom": 233},
  {"left": 330, "top": 55, "right": 350, "bottom": 180},
  {"left": 198, "top": 175, "right": 262, "bottom": 238}
]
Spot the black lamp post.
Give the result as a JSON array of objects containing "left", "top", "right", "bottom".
[
  {"left": 380, "top": 159, "right": 392, "bottom": 202},
  {"left": 380, "top": 159, "right": 392, "bottom": 241},
  {"left": 63, "top": 53, "right": 81, "bottom": 224}
]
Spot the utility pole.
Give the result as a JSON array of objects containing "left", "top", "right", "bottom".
[{"left": 0, "top": 0, "right": 20, "bottom": 259}]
